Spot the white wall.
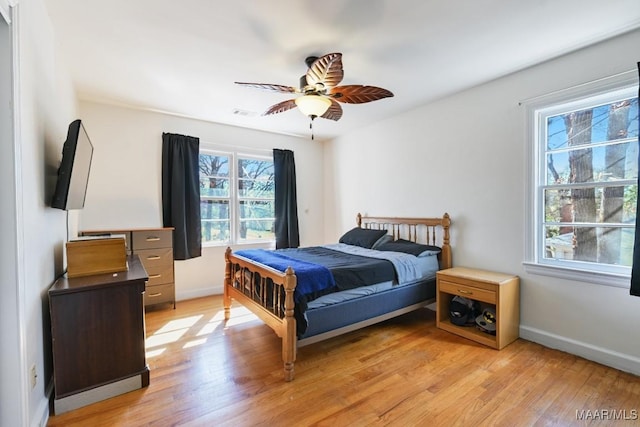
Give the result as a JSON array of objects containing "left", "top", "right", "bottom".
[
  {"left": 77, "top": 101, "right": 325, "bottom": 299},
  {"left": 2, "top": 1, "right": 79, "bottom": 426},
  {"left": 324, "top": 29, "right": 640, "bottom": 375}
]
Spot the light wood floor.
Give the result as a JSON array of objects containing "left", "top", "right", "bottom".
[{"left": 47, "top": 295, "right": 640, "bottom": 427}]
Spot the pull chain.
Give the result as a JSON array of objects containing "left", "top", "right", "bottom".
[{"left": 309, "top": 115, "right": 317, "bottom": 140}]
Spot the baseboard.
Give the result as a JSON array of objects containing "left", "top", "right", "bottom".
[
  {"left": 520, "top": 325, "right": 640, "bottom": 376},
  {"left": 53, "top": 373, "right": 145, "bottom": 415}
]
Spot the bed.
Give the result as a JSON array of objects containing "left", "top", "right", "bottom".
[{"left": 223, "top": 213, "right": 452, "bottom": 381}]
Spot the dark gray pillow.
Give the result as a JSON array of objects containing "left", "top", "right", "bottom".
[
  {"left": 375, "top": 239, "right": 442, "bottom": 257},
  {"left": 371, "top": 234, "right": 393, "bottom": 249},
  {"left": 339, "top": 227, "right": 388, "bottom": 249}
]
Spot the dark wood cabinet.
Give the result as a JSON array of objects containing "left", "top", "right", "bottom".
[{"left": 49, "top": 255, "right": 150, "bottom": 414}]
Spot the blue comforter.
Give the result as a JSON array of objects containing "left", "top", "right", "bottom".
[{"left": 234, "top": 249, "right": 336, "bottom": 301}]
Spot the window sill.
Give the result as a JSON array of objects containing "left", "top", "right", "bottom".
[
  {"left": 202, "top": 241, "right": 275, "bottom": 250},
  {"left": 522, "top": 262, "right": 631, "bottom": 289}
]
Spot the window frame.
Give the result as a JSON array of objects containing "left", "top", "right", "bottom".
[
  {"left": 199, "top": 145, "right": 275, "bottom": 247},
  {"left": 523, "top": 71, "right": 638, "bottom": 288}
]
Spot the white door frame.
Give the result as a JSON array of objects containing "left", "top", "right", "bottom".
[{"left": 0, "top": 1, "right": 28, "bottom": 426}]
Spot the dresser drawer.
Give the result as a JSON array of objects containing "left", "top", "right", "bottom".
[
  {"left": 439, "top": 280, "right": 496, "bottom": 304},
  {"left": 136, "top": 248, "right": 173, "bottom": 269},
  {"left": 144, "top": 264, "right": 174, "bottom": 286},
  {"left": 144, "top": 283, "right": 174, "bottom": 306},
  {"left": 132, "top": 229, "right": 173, "bottom": 250}
]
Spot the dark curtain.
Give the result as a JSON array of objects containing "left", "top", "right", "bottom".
[
  {"left": 631, "top": 62, "right": 640, "bottom": 297},
  {"left": 273, "top": 149, "right": 300, "bottom": 249},
  {"left": 162, "top": 133, "right": 201, "bottom": 260}
]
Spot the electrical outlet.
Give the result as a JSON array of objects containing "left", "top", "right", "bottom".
[{"left": 30, "top": 364, "right": 37, "bottom": 389}]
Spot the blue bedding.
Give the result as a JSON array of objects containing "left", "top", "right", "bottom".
[
  {"left": 233, "top": 245, "right": 429, "bottom": 336},
  {"left": 234, "top": 249, "right": 336, "bottom": 301}
]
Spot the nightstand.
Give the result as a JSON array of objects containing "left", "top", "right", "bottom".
[{"left": 436, "top": 267, "right": 520, "bottom": 349}]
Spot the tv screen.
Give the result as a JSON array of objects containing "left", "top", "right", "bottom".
[{"left": 51, "top": 119, "right": 94, "bottom": 210}]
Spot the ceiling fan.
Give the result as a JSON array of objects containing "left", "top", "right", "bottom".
[{"left": 235, "top": 52, "right": 393, "bottom": 138}]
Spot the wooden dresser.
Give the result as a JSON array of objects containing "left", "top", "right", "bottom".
[
  {"left": 49, "top": 255, "right": 149, "bottom": 414},
  {"left": 81, "top": 227, "right": 176, "bottom": 309}
]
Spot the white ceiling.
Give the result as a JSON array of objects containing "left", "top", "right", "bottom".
[{"left": 45, "top": 0, "right": 640, "bottom": 141}]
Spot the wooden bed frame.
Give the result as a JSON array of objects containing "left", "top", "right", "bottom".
[{"left": 223, "top": 213, "right": 451, "bottom": 381}]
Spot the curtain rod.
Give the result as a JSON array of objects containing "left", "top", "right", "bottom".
[{"left": 518, "top": 68, "right": 637, "bottom": 106}]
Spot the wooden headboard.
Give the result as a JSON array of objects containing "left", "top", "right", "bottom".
[{"left": 356, "top": 213, "right": 452, "bottom": 269}]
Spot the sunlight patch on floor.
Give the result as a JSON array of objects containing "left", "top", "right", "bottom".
[
  {"left": 225, "top": 311, "right": 259, "bottom": 327},
  {"left": 155, "top": 315, "right": 203, "bottom": 333},
  {"left": 223, "top": 305, "right": 260, "bottom": 327},
  {"left": 146, "top": 328, "right": 190, "bottom": 347},
  {"left": 146, "top": 315, "right": 203, "bottom": 355},
  {"left": 145, "top": 306, "right": 260, "bottom": 358}
]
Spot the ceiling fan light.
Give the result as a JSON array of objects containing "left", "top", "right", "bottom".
[{"left": 295, "top": 95, "right": 331, "bottom": 118}]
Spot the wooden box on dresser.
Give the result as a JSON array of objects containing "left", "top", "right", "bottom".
[
  {"left": 436, "top": 267, "right": 520, "bottom": 350},
  {"left": 81, "top": 227, "right": 176, "bottom": 309}
]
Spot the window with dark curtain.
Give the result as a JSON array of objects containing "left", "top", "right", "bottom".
[
  {"left": 162, "top": 133, "right": 201, "bottom": 260},
  {"left": 273, "top": 148, "right": 300, "bottom": 249},
  {"left": 630, "top": 62, "right": 640, "bottom": 297}
]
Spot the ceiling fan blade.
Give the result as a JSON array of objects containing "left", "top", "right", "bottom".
[
  {"left": 235, "top": 82, "right": 298, "bottom": 93},
  {"left": 330, "top": 85, "right": 394, "bottom": 104},
  {"left": 321, "top": 100, "right": 343, "bottom": 121},
  {"left": 306, "top": 53, "right": 344, "bottom": 89},
  {"left": 263, "top": 99, "right": 297, "bottom": 116}
]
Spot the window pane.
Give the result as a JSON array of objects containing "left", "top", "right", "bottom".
[
  {"left": 544, "top": 226, "right": 634, "bottom": 267},
  {"left": 200, "top": 154, "right": 229, "bottom": 176},
  {"left": 238, "top": 178, "right": 275, "bottom": 198},
  {"left": 545, "top": 142, "right": 638, "bottom": 185},
  {"left": 239, "top": 200, "right": 274, "bottom": 220},
  {"left": 201, "top": 199, "right": 229, "bottom": 243},
  {"left": 544, "top": 189, "right": 571, "bottom": 223},
  {"left": 546, "top": 97, "right": 638, "bottom": 151},
  {"left": 238, "top": 219, "right": 275, "bottom": 241},
  {"left": 200, "top": 154, "right": 230, "bottom": 197},
  {"left": 238, "top": 158, "right": 274, "bottom": 179},
  {"left": 200, "top": 177, "right": 229, "bottom": 197},
  {"left": 237, "top": 158, "right": 275, "bottom": 199},
  {"left": 544, "top": 185, "right": 636, "bottom": 225}
]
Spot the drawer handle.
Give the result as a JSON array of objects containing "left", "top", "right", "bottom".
[
  {"left": 148, "top": 292, "right": 162, "bottom": 298},
  {"left": 458, "top": 289, "right": 473, "bottom": 295},
  {"left": 146, "top": 237, "right": 161, "bottom": 242},
  {"left": 149, "top": 274, "right": 162, "bottom": 279},
  {"left": 146, "top": 255, "right": 161, "bottom": 260}
]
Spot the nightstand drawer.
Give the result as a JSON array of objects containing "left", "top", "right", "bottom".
[
  {"left": 439, "top": 280, "right": 496, "bottom": 304},
  {"left": 132, "top": 230, "right": 173, "bottom": 250},
  {"left": 144, "top": 283, "right": 174, "bottom": 306}
]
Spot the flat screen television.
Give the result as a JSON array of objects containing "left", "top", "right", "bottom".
[{"left": 51, "top": 119, "right": 94, "bottom": 210}]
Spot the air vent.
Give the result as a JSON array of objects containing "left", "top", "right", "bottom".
[{"left": 232, "top": 108, "right": 258, "bottom": 117}]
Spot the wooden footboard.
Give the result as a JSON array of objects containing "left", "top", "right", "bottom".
[
  {"left": 224, "top": 213, "right": 452, "bottom": 381},
  {"left": 224, "top": 248, "right": 297, "bottom": 381}
]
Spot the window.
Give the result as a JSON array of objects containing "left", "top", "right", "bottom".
[
  {"left": 199, "top": 149, "right": 275, "bottom": 245},
  {"left": 525, "top": 76, "right": 638, "bottom": 287}
]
